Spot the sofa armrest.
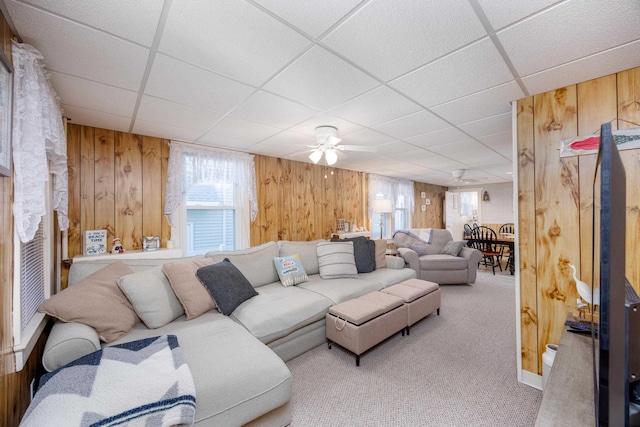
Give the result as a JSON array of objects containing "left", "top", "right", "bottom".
[
  {"left": 460, "top": 246, "right": 483, "bottom": 265},
  {"left": 397, "top": 247, "right": 420, "bottom": 277},
  {"left": 384, "top": 255, "right": 405, "bottom": 270},
  {"left": 43, "top": 321, "right": 101, "bottom": 372}
]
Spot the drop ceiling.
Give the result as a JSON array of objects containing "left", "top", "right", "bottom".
[{"left": 3, "top": 0, "right": 640, "bottom": 186}]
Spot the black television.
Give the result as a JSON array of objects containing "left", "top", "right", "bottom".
[{"left": 594, "top": 121, "right": 640, "bottom": 426}]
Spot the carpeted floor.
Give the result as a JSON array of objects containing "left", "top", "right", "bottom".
[{"left": 286, "top": 270, "right": 542, "bottom": 426}]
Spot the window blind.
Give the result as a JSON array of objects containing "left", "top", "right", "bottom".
[{"left": 20, "top": 221, "right": 45, "bottom": 330}]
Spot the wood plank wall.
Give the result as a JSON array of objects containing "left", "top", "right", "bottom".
[
  {"left": 412, "top": 182, "right": 445, "bottom": 229},
  {"left": 65, "top": 124, "right": 172, "bottom": 281},
  {"left": 516, "top": 68, "right": 640, "bottom": 375}
]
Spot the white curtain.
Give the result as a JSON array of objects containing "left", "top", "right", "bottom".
[
  {"left": 11, "top": 41, "right": 68, "bottom": 243},
  {"left": 368, "top": 173, "right": 414, "bottom": 229},
  {"left": 164, "top": 142, "right": 257, "bottom": 227}
]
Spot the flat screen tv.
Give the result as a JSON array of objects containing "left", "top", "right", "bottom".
[{"left": 594, "top": 121, "right": 640, "bottom": 426}]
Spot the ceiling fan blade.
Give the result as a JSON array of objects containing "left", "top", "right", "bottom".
[{"left": 336, "top": 145, "right": 377, "bottom": 152}]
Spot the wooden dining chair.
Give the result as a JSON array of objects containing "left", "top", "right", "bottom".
[
  {"left": 463, "top": 223, "right": 473, "bottom": 239},
  {"left": 469, "top": 226, "right": 502, "bottom": 275},
  {"left": 498, "top": 223, "right": 514, "bottom": 269}
]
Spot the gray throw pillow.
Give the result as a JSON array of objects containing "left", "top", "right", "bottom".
[
  {"left": 330, "top": 236, "right": 375, "bottom": 273},
  {"left": 441, "top": 241, "right": 465, "bottom": 257},
  {"left": 196, "top": 259, "right": 258, "bottom": 316}
]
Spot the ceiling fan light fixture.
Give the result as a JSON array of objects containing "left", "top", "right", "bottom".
[
  {"left": 309, "top": 150, "right": 323, "bottom": 164},
  {"left": 325, "top": 148, "right": 338, "bottom": 166}
]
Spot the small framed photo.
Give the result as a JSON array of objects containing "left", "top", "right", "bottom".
[
  {"left": 0, "top": 49, "right": 13, "bottom": 177},
  {"left": 420, "top": 191, "right": 426, "bottom": 199},
  {"left": 421, "top": 204, "right": 426, "bottom": 212}
]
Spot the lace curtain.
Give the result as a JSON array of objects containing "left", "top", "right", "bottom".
[
  {"left": 164, "top": 142, "right": 258, "bottom": 227},
  {"left": 12, "top": 41, "right": 68, "bottom": 243},
  {"left": 368, "top": 173, "right": 414, "bottom": 227}
]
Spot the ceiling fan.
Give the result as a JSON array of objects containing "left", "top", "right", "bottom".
[
  {"left": 447, "top": 169, "right": 478, "bottom": 184},
  {"left": 308, "top": 126, "right": 376, "bottom": 166}
]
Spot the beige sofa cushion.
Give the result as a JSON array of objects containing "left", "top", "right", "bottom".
[
  {"left": 207, "top": 241, "right": 279, "bottom": 288},
  {"left": 39, "top": 262, "right": 139, "bottom": 343},
  {"left": 278, "top": 240, "right": 324, "bottom": 275},
  {"left": 316, "top": 241, "right": 358, "bottom": 279},
  {"left": 118, "top": 265, "right": 185, "bottom": 329},
  {"left": 162, "top": 258, "right": 216, "bottom": 320}
]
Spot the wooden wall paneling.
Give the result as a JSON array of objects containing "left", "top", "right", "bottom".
[
  {"left": 618, "top": 67, "right": 640, "bottom": 292},
  {"left": 141, "top": 136, "right": 163, "bottom": 241},
  {"left": 324, "top": 167, "right": 336, "bottom": 238},
  {"left": 94, "top": 128, "right": 115, "bottom": 244},
  {"left": 79, "top": 126, "right": 96, "bottom": 233},
  {"left": 621, "top": 151, "right": 640, "bottom": 292},
  {"left": 304, "top": 162, "right": 317, "bottom": 240},
  {"left": 312, "top": 162, "right": 325, "bottom": 239},
  {"left": 517, "top": 96, "right": 539, "bottom": 374},
  {"left": 114, "top": 133, "right": 143, "bottom": 251},
  {"left": 65, "top": 124, "right": 81, "bottom": 262},
  {"left": 533, "top": 87, "right": 579, "bottom": 373},
  {"left": 252, "top": 155, "right": 278, "bottom": 245},
  {"left": 575, "top": 75, "right": 617, "bottom": 299},
  {"left": 577, "top": 74, "right": 618, "bottom": 135},
  {"left": 1, "top": 177, "right": 13, "bottom": 374},
  {"left": 345, "top": 169, "right": 361, "bottom": 230},
  {"left": 160, "top": 140, "right": 171, "bottom": 245},
  {"left": 617, "top": 67, "right": 640, "bottom": 130},
  {"left": 279, "top": 159, "right": 292, "bottom": 242},
  {"left": 294, "top": 162, "right": 307, "bottom": 241}
]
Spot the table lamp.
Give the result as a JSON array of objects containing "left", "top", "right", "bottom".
[{"left": 372, "top": 199, "right": 393, "bottom": 239}]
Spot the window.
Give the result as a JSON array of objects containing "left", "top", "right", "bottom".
[
  {"left": 184, "top": 183, "right": 241, "bottom": 255},
  {"left": 13, "top": 181, "right": 54, "bottom": 371},
  {"left": 368, "top": 174, "right": 414, "bottom": 239}
]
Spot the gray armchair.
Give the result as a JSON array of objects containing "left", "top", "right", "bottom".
[{"left": 394, "top": 229, "right": 482, "bottom": 284}]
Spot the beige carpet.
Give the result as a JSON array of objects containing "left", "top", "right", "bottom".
[{"left": 286, "top": 270, "right": 542, "bottom": 426}]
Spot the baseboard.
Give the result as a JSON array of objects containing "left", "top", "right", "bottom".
[{"left": 520, "top": 369, "right": 542, "bottom": 391}]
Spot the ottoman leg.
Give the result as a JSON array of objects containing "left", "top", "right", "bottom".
[
  {"left": 327, "top": 339, "right": 332, "bottom": 349},
  {"left": 356, "top": 355, "right": 360, "bottom": 366}
]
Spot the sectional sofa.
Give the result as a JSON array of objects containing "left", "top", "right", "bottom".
[{"left": 40, "top": 239, "right": 416, "bottom": 427}]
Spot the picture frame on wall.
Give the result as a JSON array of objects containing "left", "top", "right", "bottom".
[{"left": 0, "top": 49, "right": 13, "bottom": 177}]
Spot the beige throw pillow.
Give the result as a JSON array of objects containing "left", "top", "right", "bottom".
[
  {"left": 162, "top": 258, "right": 216, "bottom": 319},
  {"left": 38, "top": 261, "right": 139, "bottom": 343},
  {"left": 374, "top": 239, "right": 387, "bottom": 269}
]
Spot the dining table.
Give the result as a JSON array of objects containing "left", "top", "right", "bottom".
[{"left": 465, "top": 233, "right": 515, "bottom": 275}]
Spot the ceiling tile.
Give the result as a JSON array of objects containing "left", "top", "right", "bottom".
[
  {"left": 372, "top": 110, "right": 450, "bottom": 140},
  {"left": 390, "top": 38, "right": 513, "bottom": 107},
  {"left": 50, "top": 72, "right": 137, "bottom": 117},
  {"left": 288, "top": 113, "right": 363, "bottom": 138},
  {"left": 247, "top": 142, "right": 304, "bottom": 158},
  {"left": 136, "top": 96, "right": 223, "bottom": 133},
  {"left": 404, "top": 127, "right": 471, "bottom": 149},
  {"left": 159, "top": 0, "right": 311, "bottom": 86},
  {"left": 431, "top": 81, "right": 524, "bottom": 125},
  {"left": 6, "top": 1, "right": 148, "bottom": 90},
  {"left": 328, "top": 86, "right": 421, "bottom": 127},
  {"left": 145, "top": 54, "right": 255, "bottom": 113},
  {"left": 253, "top": 0, "right": 362, "bottom": 38},
  {"left": 64, "top": 105, "right": 131, "bottom": 132},
  {"left": 322, "top": 0, "right": 486, "bottom": 81},
  {"left": 463, "top": 152, "right": 510, "bottom": 168},
  {"left": 458, "top": 113, "right": 512, "bottom": 138},
  {"left": 258, "top": 130, "right": 317, "bottom": 148},
  {"left": 201, "top": 117, "right": 281, "bottom": 144},
  {"left": 427, "top": 140, "right": 490, "bottom": 157},
  {"left": 477, "top": 0, "right": 559, "bottom": 30},
  {"left": 230, "top": 91, "right": 319, "bottom": 129},
  {"left": 373, "top": 141, "right": 422, "bottom": 156},
  {"left": 16, "top": 0, "right": 164, "bottom": 46},
  {"left": 498, "top": 0, "right": 640, "bottom": 77},
  {"left": 478, "top": 131, "right": 512, "bottom": 150},
  {"left": 132, "top": 119, "right": 203, "bottom": 142},
  {"left": 197, "top": 135, "right": 256, "bottom": 151},
  {"left": 339, "top": 128, "right": 395, "bottom": 146},
  {"left": 522, "top": 39, "right": 640, "bottom": 96},
  {"left": 264, "top": 46, "right": 380, "bottom": 110}
]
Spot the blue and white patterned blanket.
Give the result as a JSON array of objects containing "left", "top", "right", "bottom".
[{"left": 21, "top": 335, "right": 196, "bottom": 427}]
